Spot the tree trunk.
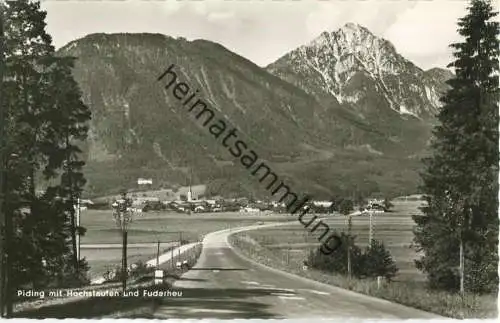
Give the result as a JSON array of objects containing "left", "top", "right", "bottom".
[
  {"left": 460, "top": 235, "right": 464, "bottom": 296},
  {"left": 4, "top": 203, "right": 12, "bottom": 317},
  {"left": 66, "top": 135, "right": 78, "bottom": 275},
  {"left": 0, "top": 7, "right": 5, "bottom": 315},
  {"left": 122, "top": 231, "right": 127, "bottom": 293}
]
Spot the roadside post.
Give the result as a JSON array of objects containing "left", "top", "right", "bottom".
[
  {"left": 171, "top": 246, "right": 174, "bottom": 269},
  {"left": 377, "top": 276, "right": 382, "bottom": 290}
]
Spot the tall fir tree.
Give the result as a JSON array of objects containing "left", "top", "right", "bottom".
[
  {"left": 413, "top": 0, "right": 499, "bottom": 293},
  {"left": 2, "top": 0, "right": 91, "bottom": 310},
  {"left": 3, "top": 0, "right": 55, "bottom": 306},
  {"left": 42, "top": 55, "right": 91, "bottom": 280}
]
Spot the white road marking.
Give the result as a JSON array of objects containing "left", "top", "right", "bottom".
[
  {"left": 261, "top": 284, "right": 275, "bottom": 288},
  {"left": 213, "top": 252, "right": 224, "bottom": 255},
  {"left": 278, "top": 296, "right": 306, "bottom": 300},
  {"left": 187, "top": 308, "right": 240, "bottom": 314},
  {"left": 270, "top": 292, "right": 296, "bottom": 297},
  {"left": 156, "top": 308, "right": 240, "bottom": 314},
  {"left": 300, "top": 289, "right": 330, "bottom": 295},
  {"left": 212, "top": 270, "right": 219, "bottom": 273},
  {"left": 241, "top": 281, "right": 260, "bottom": 285}
]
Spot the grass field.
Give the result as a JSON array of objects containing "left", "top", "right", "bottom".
[
  {"left": 229, "top": 199, "right": 498, "bottom": 318},
  {"left": 81, "top": 246, "right": 166, "bottom": 281},
  {"left": 80, "top": 210, "right": 294, "bottom": 244},
  {"left": 79, "top": 210, "right": 294, "bottom": 280},
  {"left": 243, "top": 199, "right": 427, "bottom": 282}
]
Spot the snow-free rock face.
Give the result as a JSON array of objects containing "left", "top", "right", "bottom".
[{"left": 267, "top": 23, "right": 452, "bottom": 120}]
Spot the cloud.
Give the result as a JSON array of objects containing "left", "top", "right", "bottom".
[
  {"left": 384, "top": 0, "right": 468, "bottom": 69},
  {"left": 207, "top": 11, "right": 236, "bottom": 23},
  {"left": 40, "top": 0, "right": 485, "bottom": 69},
  {"left": 305, "top": 0, "right": 416, "bottom": 38}
]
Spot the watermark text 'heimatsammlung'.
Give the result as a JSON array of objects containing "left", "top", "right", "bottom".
[{"left": 157, "top": 64, "right": 341, "bottom": 254}]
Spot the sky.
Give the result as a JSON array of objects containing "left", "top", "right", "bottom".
[{"left": 39, "top": 0, "right": 497, "bottom": 70}]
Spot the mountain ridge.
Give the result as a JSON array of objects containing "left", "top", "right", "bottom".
[
  {"left": 266, "top": 22, "right": 452, "bottom": 120},
  {"left": 56, "top": 27, "right": 451, "bottom": 199}
]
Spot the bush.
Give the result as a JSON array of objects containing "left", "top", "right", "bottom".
[
  {"left": 103, "top": 261, "right": 155, "bottom": 283},
  {"left": 383, "top": 198, "right": 394, "bottom": 212},
  {"left": 361, "top": 240, "right": 398, "bottom": 281},
  {"left": 308, "top": 234, "right": 398, "bottom": 280},
  {"left": 129, "top": 261, "right": 155, "bottom": 279},
  {"left": 308, "top": 232, "right": 364, "bottom": 277}
]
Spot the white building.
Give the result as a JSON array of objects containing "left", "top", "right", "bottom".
[
  {"left": 240, "top": 207, "right": 260, "bottom": 213},
  {"left": 137, "top": 178, "right": 153, "bottom": 185},
  {"left": 312, "top": 201, "right": 333, "bottom": 208}
]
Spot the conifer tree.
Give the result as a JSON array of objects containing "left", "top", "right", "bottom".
[
  {"left": 362, "top": 240, "right": 398, "bottom": 281},
  {"left": 2, "top": 1, "right": 91, "bottom": 311},
  {"left": 43, "top": 55, "right": 91, "bottom": 278},
  {"left": 413, "top": 0, "right": 499, "bottom": 293}
]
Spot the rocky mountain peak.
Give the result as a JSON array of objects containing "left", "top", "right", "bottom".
[{"left": 267, "top": 23, "right": 452, "bottom": 119}]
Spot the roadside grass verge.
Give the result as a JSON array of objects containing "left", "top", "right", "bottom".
[{"left": 229, "top": 233, "right": 497, "bottom": 319}]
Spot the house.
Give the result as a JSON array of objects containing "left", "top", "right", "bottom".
[
  {"left": 137, "top": 178, "right": 153, "bottom": 185},
  {"left": 240, "top": 207, "right": 260, "bottom": 213},
  {"left": 194, "top": 205, "right": 205, "bottom": 213},
  {"left": 312, "top": 201, "right": 333, "bottom": 208}
]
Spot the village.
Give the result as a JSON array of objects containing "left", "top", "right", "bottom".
[{"left": 83, "top": 178, "right": 389, "bottom": 216}]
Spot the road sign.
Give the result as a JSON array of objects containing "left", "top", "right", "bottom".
[{"left": 154, "top": 269, "right": 164, "bottom": 285}]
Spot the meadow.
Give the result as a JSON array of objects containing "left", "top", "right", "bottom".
[
  {"left": 229, "top": 199, "right": 498, "bottom": 318},
  {"left": 79, "top": 209, "right": 293, "bottom": 280},
  {"left": 244, "top": 199, "right": 427, "bottom": 282}
]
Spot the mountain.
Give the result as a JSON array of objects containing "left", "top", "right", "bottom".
[
  {"left": 56, "top": 27, "right": 451, "bottom": 199},
  {"left": 267, "top": 23, "right": 452, "bottom": 119},
  {"left": 266, "top": 23, "right": 453, "bottom": 155}
]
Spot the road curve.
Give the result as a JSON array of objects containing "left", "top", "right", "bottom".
[{"left": 152, "top": 223, "right": 443, "bottom": 319}]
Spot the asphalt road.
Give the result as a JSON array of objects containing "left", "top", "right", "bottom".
[{"left": 152, "top": 223, "right": 443, "bottom": 319}]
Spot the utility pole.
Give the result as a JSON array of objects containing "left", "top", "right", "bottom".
[
  {"left": 369, "top": 211, "right": 374, "bottom": 247},
  {"left": 171, "top": 246, "right": 174, "bottom": 269},
  {"left": 459, "top": 207, "right": 471, "bottom": 298},
  {"left": 122, "top": 230, "right": 128, "bottom": 292},
  {"left": 76, "top": 198, "right": 81, "bottom": 262},
  {"left": 112, "top": 192, "right": 133, "bottom": 294},
  {"left": 156, "top": 240, "right": 160, "bottom": 269},
  {"left": 347, "top": 214, "right": 352, "bottom": 280}
]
